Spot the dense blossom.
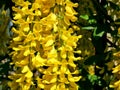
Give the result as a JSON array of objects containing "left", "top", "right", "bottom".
[
  {"left": 8, "top": 0, "right": 82, "bottom": 90},
  {"left": 109, "top": 51, "right": 120, "bottom": 90}
]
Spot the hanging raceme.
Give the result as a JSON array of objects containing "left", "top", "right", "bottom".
[
  {"left": 109, "top": 51, "right": 120, "bottom": 90},
  {"left": 8, "top": 0, "right": 82, "bottom": 90},
  {"left": 109, "top": 65, "right": 120, "bottom": 90}
]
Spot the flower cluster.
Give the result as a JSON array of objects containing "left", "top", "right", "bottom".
[
  {"left": 8, "top": 0, "right": 82, "bottom": 90},
  {"left": 109, "top": 52, "right": 120, "bottom": 90}
]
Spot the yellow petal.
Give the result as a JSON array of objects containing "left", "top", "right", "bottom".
[
  {"left": 16, "top": 59, "right": 29, "bottom": 66},
  {"left": 50, "top": 13, "right": 56, "bottom": 21},
  {"left": 48, "top": 46, "right": 57, "bottom": 58},
  {"left": 61, "top": 52, "right": 66, "bottom": 59},
  {"left": 45, "top": 39, "right": 54, "bottom": 47},
  {"left": 50, "top": 76, "right": 57, "bottom": 83},
  {"left": 68, "top": 59, "right": 76, "bottom": 67},
  {"left": 32, "top": 3, "right": 41, "bottom": 10},
  {"left": 109, "top": 85, "right": 115, "bottom": 88},
  {"left": 13, "top": 36, "right": 22, "bottom": 41},
  {"left": 32, "top": 53, "right": 45, "bottom": 67},
  {"left": 25, "top": 71, "right": 33, "bottom": 78},
  {"left": 53, "top": 65, "right": 59, "bottom": 72},
  {"left": 56, "top": 0, "right": 63, "bottom": 5},
  {"left": 23, "top": 26, "right": 29, "bottom": 32},
  {"left": 14, "top": 13, "right": 22, "bottom": 19},
  {"left": 31, "top": 41, "right": 36, "bottom": 47},
  {"left": 22, "top": 65, "right": 29, "bottom": 73},
  {"left": 53, "top": 24, "right": 58, "bottom": 32},
  {"left": 69, "top": 82, "right": 79, "bottom": 90},
  {"left": 65, "top": 6, "right": 74, "bottom": 14},
  {"left": 60, "top": 65, "right": 67, "bottom": 73},
  {"left": 64, "top": 16, "right": 70, "bottom": 25},
  {"left": 24, "top": 49, "right": 30, "bottom": 56},
  {"left": 78, "top": 35, "right": 82, "bottom": 38},
  {"left": 59, "top": 83, "right": 66, "bottom": 90},
  {"left": 114, "top": 80, "right": 120, "bottom": 86},
  {"left": 74, "top": 50, "right": 81, "bottom": 54},
  {"left": 16, "top": 76, "right": 24, "bottom": 82},
  {"left": 68, "top": 74, "right": 81, "bottom": 82},
  {"left": 35, "top": 10, "right": 41, "bottom": 16},
  {"left": 38, "top": 83, "right": 44, "bottom": 89},
  {"left": 50, "top": 84, "right": 57, "bottom": 90},
  {"left": 36, "top": 77, "right": 44, "bottom": 89},
  {"left": 23, "top": 83, "right": 31, "bottom": 90},
  {"left": 112, "top": 65, "right": 120, "bottom": 73},
  {"left": 61, "top": 34, "right": 68, "bottom": 41},
  {"left": 59, "top": 74, "right": 68, "bottom": 83},
  {"left": 88, "top": 65, "right": 95, "bottom": 75},
  {"left": 13, "top": 47, "right": 20, "bottom": 51}
]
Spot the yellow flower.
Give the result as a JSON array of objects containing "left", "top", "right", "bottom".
[
  {"left": 88, "top": 65, "right": 95, "bottom": 75},
  {"left": 110, "top": 80, "right": 120, "bottom": 90},
  {"left": 15, "top": 57, "right": 29, "bottom": 66},
  {"left": 44, "top": 84, "right": 57, "bottom": 90},
  {"left": 23, "top": 48, "right": 31, "bottom": 56},
  {"left": 59, "top": 73, "right": 69, "bottom": 84},
  {"left": 57, "top": 83, "right": 66, "bottom": 90},
  {"left": 112, "top": 64, "right": 120, "bottom": 73},
  {"left": 42, "top": 74, "right": 57, "bottom": 84},
  {"left": 8, "top": 81, "right": 19, "bottom": 90},
  {"left": 22, "top": 65, "right": 33, "bottom": 78},
  {"left": 69, "top": 82, "right": 79, "bottom": 90},
  {"left": 36, "top": 76, "right": 44, "bottom": 89},
  {"left": 48, "top": 46, "right": 57, "bottom": 58},
  {"left": 64, "top": 0, "right": 78, "bottom": 25},
  {"left": 45, "top": 39, "right": 54, "bottom": 47},
  {"left": 14, "top": 13, "right": 22, "bottom": 20},
  {"left": 60, "top": 60, "right": 68, "bottom": 73},
  {"left": 16, "top": 75, "right": 25, "bottom": 83},
  {"left": 32, "top": 52, "right": 46, "bottom": 68},
  {"left": 68, "top": 74, "right": 82, "bottom": 82},
  {"left": 41, "top": 0, "right": 55, "bottom": 15}
]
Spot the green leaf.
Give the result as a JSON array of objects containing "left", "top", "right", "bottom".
[
  {"left": 80, "top": 15, "right": 89, "bottom": 20},
  {"left": 88, "top": 19, "right": 96, "bottom": 24},
  {"left": 88, "top": 74, "right": 98, "bottom": 85},
  {"left": 93, "top": 28, "right": 105, "bottom": 37},
  {"left": 0, "top": 85, "right": 2, "bottom": 90},
  {"left": 88, "top": 75, "right": 98, "bottom": 81},
  {"left": 88, "top": 74, "right": 101, "bottom": 85},
  {"left": 82, "top": 26, "right": 96, "bottom": 30}
]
